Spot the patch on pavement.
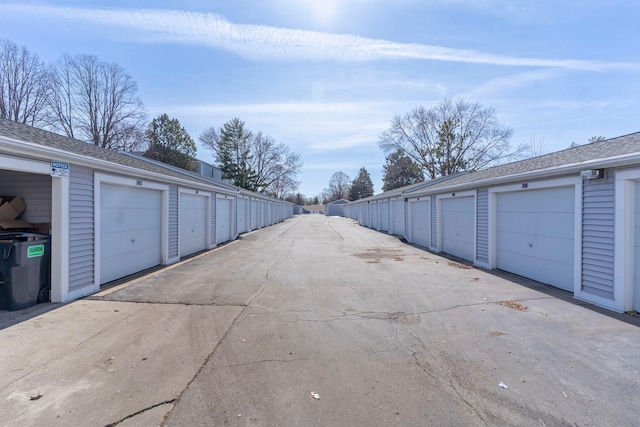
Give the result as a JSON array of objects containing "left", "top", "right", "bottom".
[
  {"left": 496, "top": 300, "right": 528, "bottom": 311},
  {"left": 353, "top": 248, "right": 406, "bottom": 263}
]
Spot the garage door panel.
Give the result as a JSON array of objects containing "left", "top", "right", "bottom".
[
  {"left": 442, "top": 197, "right": 474, "bottom": 213},
  {"left": 101, "top": 228, "right": 162, "bottom": 258},
  {"left": 497, "top": 211, "right": 574, "bottom": 238},
  {"left": 497, "top": 251, "right": 574, "bottom": 290},
  {"left": 101, "top": 186, "right": 160, "bottom": 208},
  {"left": 498, "top": 188, "right": 574, "bottom": 212},
  {"left": 100, "top": 207, "right": 161, "bottom": 233},
  {"left": 497, "top": 232, "right": 574, "bottom": 265}
]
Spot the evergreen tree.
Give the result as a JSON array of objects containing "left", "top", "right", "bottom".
[
  {"left": 382, "top": 150, "right": 424, "bottom": 191},
  {"left": 206, "top": 118, "right": 258, "bottom": 190},
  {"left": 349, "top": 167, "right": 374, "bottom": 201},
  {"left": 144, "top": 113, "right": 197, "bottom": 171}
]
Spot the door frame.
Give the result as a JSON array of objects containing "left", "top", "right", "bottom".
[
  {"left": 408, "top": 197, "right": 431, "bottom": 249},
  {"left": 488, "top": 177, "right": 582, "bottom": 295},
  {"left": 436, "top": 190, "right": 476, "bottom": 261},
  {"left": 178, "top": 187, "right": 212, "bottom": 256},
  {"left": 94, "top": 173, "right": 169, "bottom": 289},
  {"left": 614, "top": 169, "right": 640, "bottom": 312}
]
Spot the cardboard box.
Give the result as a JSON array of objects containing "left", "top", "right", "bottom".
[
  {"left": 30, "top": 223, "right": 51, "bottom": 235},
  {"left": 0, "top": 219, "right": 35, "bottom": 231},
  {"left": 0, "top": 196, "right": 27, "bottom": 220}
]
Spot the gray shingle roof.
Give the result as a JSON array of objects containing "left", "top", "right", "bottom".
[
  {"left": 0, "top": 118, "right": 224, "bottom": 188},
  {"left": 421, "top": 132, "right": 640, "bottom": 193},
  {"left": 362, "top": 132, "right": 640, "bottom": 200}
]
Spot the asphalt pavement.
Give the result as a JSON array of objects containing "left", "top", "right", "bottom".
[{"left": 1, "top": 214, "right": 638, "bottom": 426}]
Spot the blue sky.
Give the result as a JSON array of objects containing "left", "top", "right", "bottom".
[{"left": 1, "top": 1, "right": 639, "bottom": 197}]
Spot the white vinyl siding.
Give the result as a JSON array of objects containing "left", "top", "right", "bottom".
[
  {"left": 496, "top": 187, "right": 575, "bottom": 291},
  {"left": 69, "top": 166, "right": 94, "bottom": 293},
  {"left": 210, "top": 195, "right": 217, "bottom": 245},
  {"left": 168, "top": 186, "right": 179, "bottom": 259},
  {"left": 100, "top": 184, "right": 162, "bottom": 284},
  {"left": 581, "top": 176, "right": 615, "bottom": 299},
  {"left": 431, "top": 196, "right": 437, "bottom": 248},
  {"left": 476, "top": 188, "right": 489, "bottom": 265},
  {"left": 441, "top": 196, "right": 474, "bottom": 261}
]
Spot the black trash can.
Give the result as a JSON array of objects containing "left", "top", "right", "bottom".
[{"left": 0, "top": 233, "right": 51, "bottom": 311}]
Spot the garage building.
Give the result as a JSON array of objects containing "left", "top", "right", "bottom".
[
  {"left": 345, "top": 133, "right": 640, "bottom": 314},
  {"left": 0, "top": 118, "right": 293, "bottom": 304}
]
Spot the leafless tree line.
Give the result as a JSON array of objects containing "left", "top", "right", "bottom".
[
  {"left": 0, "top": 39, "right": 145, "bottom": 151},
  {"left": 0, "top": 39, "right": 301, "bottom": 197}
]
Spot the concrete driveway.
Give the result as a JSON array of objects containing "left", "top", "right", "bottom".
[{"left": 0, "top": 215, "right": 638, "bottom": 426}]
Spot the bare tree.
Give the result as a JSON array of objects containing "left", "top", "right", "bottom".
[
  {"left": 200, "top": 120, "right": 302, "bottom": 196},
  {"left": 0, "top": 40, "right": 51, "bottom": 126},
  {"left": 379, "top": 98, "right": 522, "bottom": 179},
  {"left": 48, "top": 54, "right": 146, "bottom": 150},
  {"left": 250, "top": 132, "right": 302, "bottom": 197},
  {"left": 324, "top": 171, "right": 351, "bottom": 202},
  {"left": 588, "top": 135, "right": 606, "bottom": 143},
  {"left": 526, "top": 133, "right": 546, "bottom": 158}
]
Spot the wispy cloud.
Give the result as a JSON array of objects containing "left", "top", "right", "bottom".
[
  {"left": 152, "top": 101, "right": 396, "bottom": 151},
  {"left": 460, "top": 69, "right": 562, "bottom": 99},
  {"left": 2, "top": 4, "right": 637, "bottom": 71}
]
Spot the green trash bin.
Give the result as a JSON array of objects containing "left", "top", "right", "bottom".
[{"left": 0, "top": 233, "right": 51, "bottom": 311}]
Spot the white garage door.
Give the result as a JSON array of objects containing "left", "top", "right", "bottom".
[
  {"left": 370, "top": 202, "right": 378, "bottom": 229},
  {"left": 237, "top": 198, "right": 247, "bottom": 234},
  {"left": 100, "top": 184, "right": 162, "bottom": 284},
  {"left": 410, "top": 200, "right": 430, "bottom": 248},
  {"left": 441, "top": 196, "right": 474, "bottom": 261},
  {"left": 391, "top": 200, "right": 405, "bottom": 236},
  {"left": 179, "top": 193, "right": 208, "bottom": 257},
  {"left": 260, "top": 201, "right": 267, "bottom": 227},
  {"left": 380, "top": 201, "right": 389, "bottom": 231},
  {"left": 635, "top": 183, "right": 640, "bottom": 311},
  {"left": 250, "top": 200, "right": 258, "bottom": 230},
  {"left": 216, "top": 198, "right": 233, "bottom": 244},
  {"left": 497, "top": 187, "right": 575, "bottom": 291}
]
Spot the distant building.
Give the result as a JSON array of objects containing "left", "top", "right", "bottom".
[{"left": 325, "top": 199, "right": 350, "bottom": 216}]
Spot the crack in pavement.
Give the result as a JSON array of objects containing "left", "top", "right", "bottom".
[
  {"left": 161, "top": 284, "right": 271, "bottom": 425},
  {"left": 216, "top": 357, "right": 309, "bottom": 368},
  {"left": 104, "top": 399, "right": 175, "bottom": 427},
  {"left": 390, "top": 322, "right": 489, "bottom": 426}
]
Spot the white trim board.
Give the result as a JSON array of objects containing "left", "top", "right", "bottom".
[
  {"left": 488, "top": 176, "right": 583, "bottom": 298},
  {"left": 93, "top": 173, "right": 170, "bottom": 288}
]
